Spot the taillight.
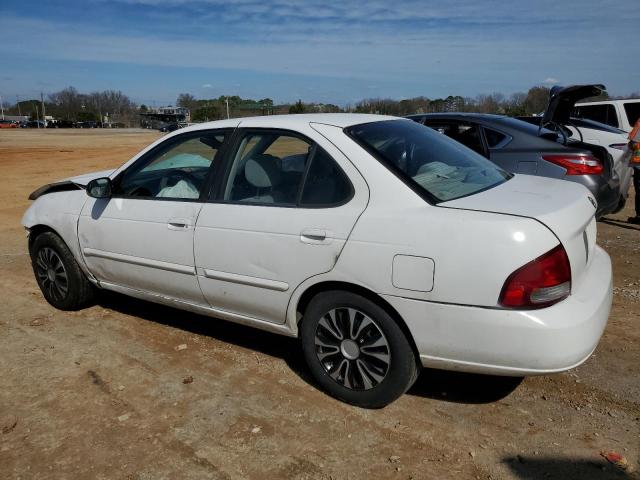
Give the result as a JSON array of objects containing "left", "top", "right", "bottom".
[
  {"left": 499, "top": 244, "right": 571, "bottom": 309},
  {"left": 542, "top": 154, "right": 603, "bottom": 175},
  {"left": 608, "top": 143, "right": 628, "bottom": 151}
]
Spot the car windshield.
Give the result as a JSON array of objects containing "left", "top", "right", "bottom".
[{"left": 346, "top": 120, "right": 510, "bottom": 202}]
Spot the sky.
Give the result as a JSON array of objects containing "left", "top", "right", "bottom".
[{"left": 0, "top": 0, "right": 638, "bottom": 106}]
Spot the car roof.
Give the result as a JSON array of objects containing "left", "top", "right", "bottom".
[
  {"left": 181, "top": 113, "right": 402, "bottom": 133},
  {"left": 407, "top": 113, "right": 507, "bottom": 120},
  {"left": 575, "top": 98, "right": 640, "bottom": 106}
]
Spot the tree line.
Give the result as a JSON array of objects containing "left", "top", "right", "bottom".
[
  {"left": 4, "top": 87, "right": 138, "bottom": 126},
  {"left": 3, "top": 84, "right": 637, "bottom": 126}
]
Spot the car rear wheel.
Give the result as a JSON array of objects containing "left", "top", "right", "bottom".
[
  {"left": 301, "top": 290, "right": 418, "bottom": 408},
  {"left": 30, "top": 231, "right": 95, "bottom": 310}
]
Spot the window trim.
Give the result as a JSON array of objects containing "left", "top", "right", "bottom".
[
  {"left": 110, "top": 128, "right": 234, "bottom": 203},
  {"left": 209, "top": 127, "right": 355, "bottom": 209}
]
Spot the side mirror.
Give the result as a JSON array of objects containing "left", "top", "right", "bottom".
[{"left": 86, "top": 177, "right": 112, "bottom": 198}]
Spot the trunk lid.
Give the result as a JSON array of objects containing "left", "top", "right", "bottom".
[
  {"left": 442, "top": 174, "right": 597, "bottom": 287},
  {"left": 542, "top": 84, "right": 606, "bottom": 126}
]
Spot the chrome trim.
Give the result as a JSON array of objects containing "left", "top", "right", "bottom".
[
  {"left": 202, "top": 268, "right": 289, "bottom": 291},
  {"left": 82, "top": 248, "right": 195, "bottom": 275}
]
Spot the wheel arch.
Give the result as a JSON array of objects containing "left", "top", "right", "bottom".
[
  {"left": 27, "top": 224, "right": 62, "bottom": 252},
  {"left": 294, "top": 280, "right": 420, "bottom": 360}
]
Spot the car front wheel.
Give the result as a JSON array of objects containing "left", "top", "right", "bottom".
[
  {"left": 30, "top": 231, "right": 96, "bottom": 311},
  {"left": 301, "top": 290, "right": 419, "bottom": 408}
]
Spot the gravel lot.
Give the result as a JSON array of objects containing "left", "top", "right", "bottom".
[{"left": 0, "top": 129, "right": 638, "bottom": 480}]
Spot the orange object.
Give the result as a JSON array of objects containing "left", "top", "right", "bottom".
[
  {"left": 630, "top": 119, "right": 640, "bottom": 143},
  {"left": 632, "top": 144, "right": 640, "bottom": 165},
  {"left": 631, "top": 119, "right": 640, "bottom": 165}
]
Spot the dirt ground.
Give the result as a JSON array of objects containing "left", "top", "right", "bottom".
[{"left": 0, "top": 129, "right": 638, "bottom": 480}]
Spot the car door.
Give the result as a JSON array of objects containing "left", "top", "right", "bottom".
[
  {"left": 194, "top": 128, "right": 368, "bottom": 324},
  {"left": 78, "top": 129, "right": 232, "bottom": 304}
]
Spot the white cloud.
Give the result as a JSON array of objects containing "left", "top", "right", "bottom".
[
  {"left": 202, "top": 83, "right": 213, "bottom": 88},
  {"left": 543, "top": 77, "right": 559, "bottom": 84}
]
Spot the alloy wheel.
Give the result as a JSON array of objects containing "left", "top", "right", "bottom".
[
  {"left": 314, "top": 307, "right": 391, "bottom": 390},
  {"left": 35, "top": 247, "right": 69, "bottom": 302}
]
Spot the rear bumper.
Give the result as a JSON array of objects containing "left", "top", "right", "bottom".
[{"left": 383, "top": 245, "right": 612, "bottom": 376}]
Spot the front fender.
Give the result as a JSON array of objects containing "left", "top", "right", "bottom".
[{"left": 22, "top": 190, "right": 90, "bottom": 273}]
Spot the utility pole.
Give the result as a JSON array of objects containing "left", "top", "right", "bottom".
[
  {"left": 226, "top": 97, "right": 230, "bottom": 119},
  {"left": 16, "top": 95, "right": 21, "bottom": 116},
  {"left": 0, "top": 95, "right": 4, "bottom": 120},
  {"left": 41, "top": 92, "right": 46, "bottom": 127},
  {"left": 35, "top": 104, "right": 40, "bottom": 128}
]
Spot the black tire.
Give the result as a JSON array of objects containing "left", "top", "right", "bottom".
[
  {"left": 300, "top": 290, "right": 418, "bottom": 408},
  {"left": 611, "top": 196, "right": 626, "bottom": 214},
  {"left": 29, "top": 231, "right": 95, "bottom": 311}
]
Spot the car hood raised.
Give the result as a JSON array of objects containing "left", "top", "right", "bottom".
[{"left": 542, "top": 84, "right": 606, "bottom": 125}]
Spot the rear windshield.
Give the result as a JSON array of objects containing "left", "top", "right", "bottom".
[{"left": 346, "top": 120, "right": 510, "bottom": 203}]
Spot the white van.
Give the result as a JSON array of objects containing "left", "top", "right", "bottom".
[{"left": 574, "top": 99, "right": 640, "bottom": 132}]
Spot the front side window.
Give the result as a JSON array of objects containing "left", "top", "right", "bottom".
[
  {"left": 116, "top": 131, "right": 229, "bottom": 200},
  {"left": 346, "top": 120, "right": 510, "bottom": 203},
  {"left": 423, "top": 121, "right": 486, "bottom": 157}
]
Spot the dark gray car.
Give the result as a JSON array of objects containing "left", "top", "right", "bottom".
[{"left": 406, "top": 113, "right": 619, "bottom": 218}]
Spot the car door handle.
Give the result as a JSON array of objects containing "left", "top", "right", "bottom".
[
  {"left": 300, "top": 229, "right": 328, "bottom": 244},
  {"left": 167, "top": 218, "right": 191, "bottom": 231}
]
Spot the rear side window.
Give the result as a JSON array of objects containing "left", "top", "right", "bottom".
[
  {"left": 222, "top": 130, "right": 352, "bottom": 207},
  {"left": 224, "top": 132, "right": 311, "bottom": 205},
  {"left": 483, "top": 128, "right": 508, "bottom": 148},
  {"left": 346, "top": 120, "right": 510, "bottom": 203},
  {"left": 624, "top": 102, "right": 640, "bottom": 128},
  {"left": 300, "top": 149, "right": 352, "bottom": 206},
  {"left": 573, "top": 104, "right": 619, "bottom": 128}
]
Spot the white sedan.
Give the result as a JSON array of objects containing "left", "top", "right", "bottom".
[{"left": 23, "top": 114, "right": 612, "bottom": 408}]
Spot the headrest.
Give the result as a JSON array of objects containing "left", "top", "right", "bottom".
[{"left": 245, "top": 154, "right": 282, "bottom": 188}]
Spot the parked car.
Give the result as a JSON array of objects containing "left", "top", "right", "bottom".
[
  {"left": 574, "top": 98, "right": 640, "bottom": 132},
  {"left": 518, "top": 115, "right": 633, "bottom": 213},
  {"left": 159, "top": 122, "right": 181, "bottom": 133},
  {"left": 50, "top": 119, "right": 77, "bottom": 128},
  {"left": 76, "top": 121, "right": 98, "bottom": 128},
  {"left": 407, "top": 110, "right": 620, "bottom": 218},
  {"left": 23, "top": 114, "right": 612, "bottom": 408},
  {"left": 0, "top": 119, "right": 18, "bottom": 128}
]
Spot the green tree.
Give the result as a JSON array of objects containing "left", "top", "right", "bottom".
[
  {"left": 289, "top": 100, "right": 306, "bottom": 114},
  {"left": 524, "top": 86, "right": 551, "bottom": 115},
  {"left": 177, "top": 93, "right": 198, "bottom": 111}
]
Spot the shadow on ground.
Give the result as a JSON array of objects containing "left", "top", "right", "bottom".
[
  {"left": 600, "top": 218, "right": 640, "bottom": 232},
  {"left": 98, "top": 291, "right": 523, "bottom": 405},
  {"left": 503, "top": 456, "right": 637, "bottom": 479}
]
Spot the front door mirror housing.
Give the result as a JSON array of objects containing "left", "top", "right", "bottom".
[{"left": 86, "top": 177, "right": 112, "bottom": 198}]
